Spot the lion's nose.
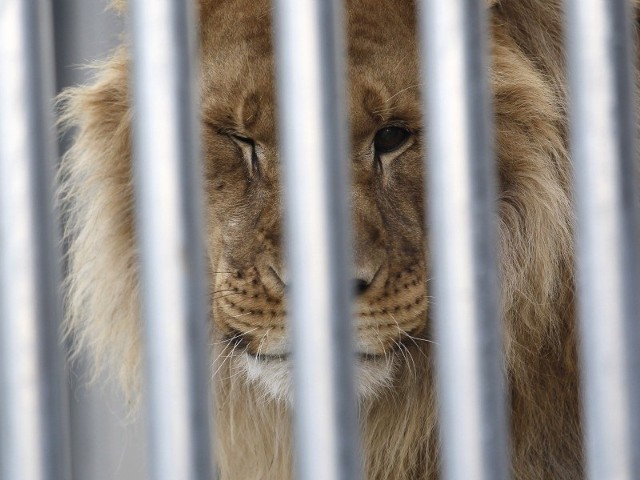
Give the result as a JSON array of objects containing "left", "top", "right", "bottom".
[
  {"left": 352, "top": 263, "right": 381, "bottom": 296},
  {"left": 353, "top": 278, "right": 371, "bottom": 296}
]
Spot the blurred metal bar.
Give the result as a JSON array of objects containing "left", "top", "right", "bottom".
[
  {"left": 128, "top": 0, "right": 213, "bottom": 479},
  {"left": 417, "top": 1, "right": 510, "bottom": 479},
  {"left": 565, "top": 1, "right": 640, "bottom": 478},
  {"left": 0, "top": 1, "right": 71, "bottom": 480},
  {"left": 273, "top": 1, "right": 360, "bottom": 479}
]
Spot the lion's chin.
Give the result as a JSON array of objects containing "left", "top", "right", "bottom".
[{"left": 236, "top": 352, "right": 398, "bottom": 404}]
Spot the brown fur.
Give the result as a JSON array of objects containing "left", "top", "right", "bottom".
[{"left": 58, "top": 1, "right": 639, "bottom": 478}]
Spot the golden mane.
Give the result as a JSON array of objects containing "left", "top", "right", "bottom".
[{"left": 58, "top": 1, "right": 640, "bottom": 478}]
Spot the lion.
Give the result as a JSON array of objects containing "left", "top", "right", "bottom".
[{"left": 57, "top": 0, "right": 640, "bottom": 478}]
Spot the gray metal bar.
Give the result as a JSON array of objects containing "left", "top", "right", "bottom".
[
  {"left": 565, "top": 1, "right": 640, "bottom": 478},
  {"left": 273, "top": 1, "right": 360, "bottom": 479},
  {"left": 128, "top": 0, "right": 213, "bottom": 479},
  {"left": 417, "top": 1, "right": 510, "bottom": 479},
  {"left": 0, "top": 1, "right": 71, "bottom": 480}
]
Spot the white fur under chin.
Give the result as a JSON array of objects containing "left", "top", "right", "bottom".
[{"left": 237, "top": 353, "right": 398, "bottom": 404}]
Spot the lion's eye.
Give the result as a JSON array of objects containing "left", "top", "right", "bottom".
[
  {"left": 374, "top": 127, "right": 410, "bottom": 154},
  {"left": 231, "top": 133, "right": 255, "bottom": 149},
  {"left": 231, "top": 134, "right": 259, "bottom": 169}
]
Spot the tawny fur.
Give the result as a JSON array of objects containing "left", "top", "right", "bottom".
[{"left": 58, "top": 1, "right": 640, "bottom": 478}]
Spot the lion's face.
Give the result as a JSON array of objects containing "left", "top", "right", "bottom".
[{"left": 200, "top": 1, "right": 428, "bottom": 399}]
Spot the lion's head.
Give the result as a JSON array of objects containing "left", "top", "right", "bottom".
[
  {"left": 201, "top": 1, "right": 428, "bottom": 401},
  {"left": 60, "top": 0, "right": 628, "bottom": 478}
]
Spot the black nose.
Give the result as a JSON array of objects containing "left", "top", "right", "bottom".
[{"left": 353, "top": 278, "right": 371, "bottom": 296}]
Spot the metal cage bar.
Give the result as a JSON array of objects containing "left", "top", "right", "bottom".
[
  {"left": 128, "top": 0, "right": 213, "bottom": 479},
  {"left": 417, "top": 1, "right": 510, "bottom": 479},
  {"left": 565, "top": 1, "right": 640, "bottom": 478},
  {"left": 0, "top": 1, "right": 71, "bottom": 479},
  {"left": 273, "top": 0, "right": 361, "bottom": 479}
]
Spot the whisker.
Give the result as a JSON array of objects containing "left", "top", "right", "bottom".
[
  {"left": 225, "top": 347, "right": 254, "bottom": 381},
  {"left": 403, "top": 331, "right": 438, "bottom": 346},
  {"left": 212, "top": 338, "right": 247, "bottom": 378},
  {"left": 211, "top": 349, "right": 232, "bottom": 378},
  {"left": 212, "top": 327, "right": 259, "bottom": 347},
  {"left": 211, "top": 288, "right": 235, "bottom": 294},
  {"left": 393, "top": 337, "right": 416, "bottom": 380},
  {"left": 384, "top": 315, "right": 417, "bottom": 379},
  {"left": 383, "top": 82, "right": 422, "bottom": 103},
  {"left": 402, "top": 341, "right": 418, "bottom": 379},
  {"left": 372, "top": 322, "right": 388, "bottom": 362},
  {"left": 212, "top": 292, "right": 245, "bottom": 301},
  {"left": 255, "top": 328, "right": 272, "bottom": 358},
  {"left": 387, "top": 314, "right": 432, "bottom": 364}
]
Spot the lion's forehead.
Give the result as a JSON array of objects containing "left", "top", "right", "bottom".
[{"left": 200, "top": 0, "right": 421, "bottom": 135}]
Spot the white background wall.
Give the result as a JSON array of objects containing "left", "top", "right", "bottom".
[{"left": 53, "top": 2, "right": 148, "bottom": 479}]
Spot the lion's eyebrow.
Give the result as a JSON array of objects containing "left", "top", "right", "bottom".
[
  {"left": 360, "top": 87, "right": 389, "bottom": 122},
  {"left": 201, "top": 105, "right": 241, "bottom": 132}
]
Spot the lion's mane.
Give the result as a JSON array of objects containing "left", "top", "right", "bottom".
[{"left": 57, "top": 1, "right": 640, "bottom": 478}]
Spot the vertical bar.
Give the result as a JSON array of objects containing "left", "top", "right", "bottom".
[
  {"left": 565, "top": 1, "right": 640, "bottom": 478},
  {"left": 273, "top": 1, "right": 360, "bottom": 480},
  {"left": 417, "top": 1, "right": 510, "bottom": 480},
  {"left": 128, "top": 0, "right": 213, "bottom": 479},
  {"left": 0, "top": 1, "right": 71, "bottom": 480}
]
